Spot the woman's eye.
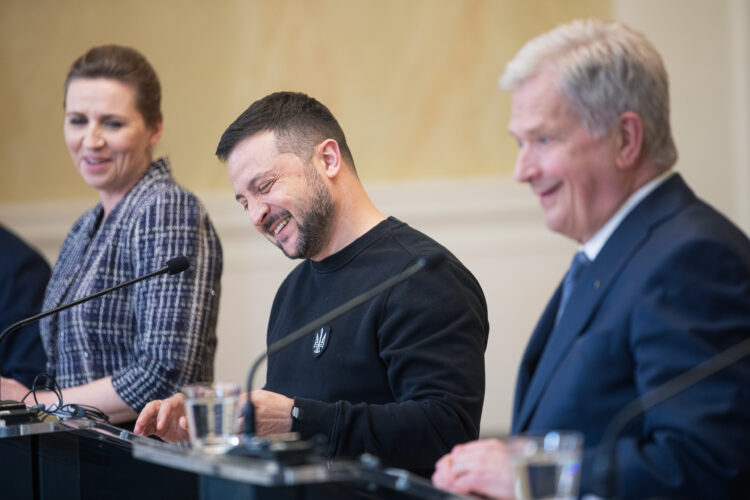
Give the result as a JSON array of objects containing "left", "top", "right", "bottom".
[
  {"left": 104, "top": 120, "right": 124, "bottom": 129},
  {"left": 69, "top": 117, "right": 86, "bottom": 126}
]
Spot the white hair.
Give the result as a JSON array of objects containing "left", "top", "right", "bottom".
[{"left": 500, "top": 19, "right": 677, "bottom": 169}]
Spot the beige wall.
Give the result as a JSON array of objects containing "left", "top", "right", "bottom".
[
  {"left": 0, "top": 0, "right": 608, "bottom": 204},
  {"left": 613, "top": 0, "right": 750, "bottom": 235}
]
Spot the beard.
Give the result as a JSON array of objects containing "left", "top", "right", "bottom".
[{"left": 278, "top": 165, "right": 334, "bottom": 260}]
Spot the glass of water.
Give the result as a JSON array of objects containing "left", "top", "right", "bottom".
[
  {"left": 181, "top": 382, "right": 241, "bottom": 454},
  {"left": 509, "top": 430, "right": 583, "bottom": 500}
]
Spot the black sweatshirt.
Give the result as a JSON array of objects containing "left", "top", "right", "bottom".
[{"left": 265, "top": 217, "right": 489, "bottom": 475}]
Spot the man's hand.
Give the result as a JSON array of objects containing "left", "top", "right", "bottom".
[
  {"left": 133, "top": 393, "right": 189, "bottom": 441},
  {"left": 432, "top": 438, "right": 515, "bottom": 499},
  {"left": 250, "top": 389, "right": 293, "bottom": 436},
  {"left": 0, "top": 377, "right": 30, "bottom": 402}
]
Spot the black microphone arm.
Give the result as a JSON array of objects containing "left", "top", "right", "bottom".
[
  {"left": 240, "top": 253, "right": 444, "bottom": 437},
  {"left": 0, "top": 256, "right": 190, "bottom": 401},
  {"left": 594, "top": 335, "right": 750, "bottom": 498}
]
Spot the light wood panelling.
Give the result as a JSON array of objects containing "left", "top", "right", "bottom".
[{"left": 0, "top": 0, "right": 608, "bottom": 204}]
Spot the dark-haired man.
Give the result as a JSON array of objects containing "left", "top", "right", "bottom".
[{"left": 135, "top": 92, "right": 489, "bottom": 475}]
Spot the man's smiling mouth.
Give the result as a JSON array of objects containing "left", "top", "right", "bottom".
[{"left": 273, "top": 216, "right": 291, "bottom": 236}]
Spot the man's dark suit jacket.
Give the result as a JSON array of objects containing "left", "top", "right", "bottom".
[
  {"left": 512, "top": 174, "right": 750, "bottom": 498},
  {"left": 0, "top": 225, "right": 50, "bottom": 388}
]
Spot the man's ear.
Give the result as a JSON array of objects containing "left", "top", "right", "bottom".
[
  {"left": 317, "top": 139, "right": 342, "bottom": 179},
  {"left": 614, "top": 111, "right": 644, "bottom": 170}
]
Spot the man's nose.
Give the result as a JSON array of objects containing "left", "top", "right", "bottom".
[
  {"left": 513, "top": 145, "right": 538, "bottom": 183},
  {"left": 248, "top": 198, "right": 269, "bottom": 228}
]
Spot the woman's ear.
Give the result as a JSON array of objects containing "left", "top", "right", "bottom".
[{"left": 148, "top": 121, "right": 164, "bottom": 150}]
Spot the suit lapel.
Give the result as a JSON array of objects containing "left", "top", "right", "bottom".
[
  {"left": 44, "top": 208, "right": 102, "bottom": 311},
  {"left": 45, "top": 187, "right": 133, "bottom": 311},
  {"left": 512, "top": 284, "right": 562, "bottom": 431},
  {"left": 512, "top": 174, "right": 695, "bottom": 432}
]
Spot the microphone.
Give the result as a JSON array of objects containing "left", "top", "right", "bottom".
[
  {"left": 229, "top": 253, "right": 444, "bottom": 458},
  {"left": 165, "top": 255, "right": 190, "bottom": 275},
  {"left": 0, "top": 256, "right": 190, "bottom": 407},
  {"left": 593, "top": 336, "right": 750, "bottom": 498}
]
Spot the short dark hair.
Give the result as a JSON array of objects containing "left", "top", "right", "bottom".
[
  {"left": 215, "top": 91, "right": 355, "bottom": 170},
  {"left": 64, "top": 45, "right": 162, "bottom": 127}
]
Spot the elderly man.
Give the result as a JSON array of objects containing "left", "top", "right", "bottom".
[
  {"left": 135, "top": 91, "right": 489, "bottom": 475},
  {"left": 433, "top": 19, "right": 750, "bottom": 498}
]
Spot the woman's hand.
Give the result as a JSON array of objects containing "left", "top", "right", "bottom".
[
  {"left": 0, "top": 377, "right": 30, "bottom": 403},
  {"left": 133, "top": 393, "right": 189, "bottom": 442}
]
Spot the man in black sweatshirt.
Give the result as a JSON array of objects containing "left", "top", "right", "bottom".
[{"left": 135, "top": 91, "right": 489, "bottom": 475}]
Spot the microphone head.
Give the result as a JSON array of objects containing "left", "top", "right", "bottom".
[
  {"left": 166, "top": 256, "right": 190, "bottom": 275},
  {"left": 419, "top": 252, "right": 446, "bottom": 270}
]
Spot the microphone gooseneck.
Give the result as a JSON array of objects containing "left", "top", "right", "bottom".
[
  {"left": 0, "top": 256, "right": 190, "bottom": 402},
  {"left": 594, "top": 336, "right": 750, "bottom": 498},
  {"left": 240, "top": 254, "right": 439, "bottom": 437}
]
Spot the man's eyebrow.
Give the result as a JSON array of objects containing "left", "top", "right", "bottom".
[{"left": 237, "top": 169, "right": 277, "bottom": 199}]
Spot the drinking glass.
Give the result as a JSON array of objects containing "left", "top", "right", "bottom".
[
  {"left": 509, "top": 430, "right": 583, "bottom": 500},
  {"left": 181, "top": 382, "right": 241, "bottom": 454}
]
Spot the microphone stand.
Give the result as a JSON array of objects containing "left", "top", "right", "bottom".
[
  {"left": 0, "top": 256, "right": 190, "bottom": 409},
  {"left": 228, "top": 254, "right": 440, "bottom": 461}
]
